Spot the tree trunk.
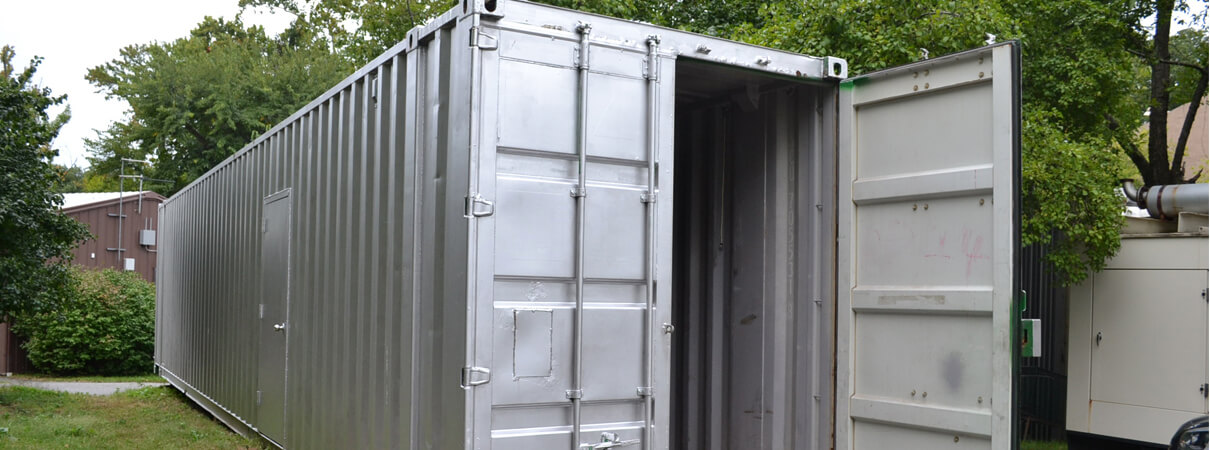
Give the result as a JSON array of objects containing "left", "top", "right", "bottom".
[{"left": 1145, "top": 0, "right": 1174, "bottom": 185}]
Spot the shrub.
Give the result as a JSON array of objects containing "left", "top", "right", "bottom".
[{"left": 13, "top": 268, "right": 155, "bottom": 375}]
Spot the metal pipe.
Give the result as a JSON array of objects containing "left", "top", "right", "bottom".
[
  {"left": 1135, "top": 182, "right": 1209, "bottom": 219},
  {"left": 1120, "top": 179, "right": 1140, "bottom": 202},
  {"left": 641, "top": 34, "right": 660, "bottom": 450},
  {"left": 570, "top": 21, "right": 591, "bottom": 450}
]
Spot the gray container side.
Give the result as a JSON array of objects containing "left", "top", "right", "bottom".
[
  {"left": 157, "top": 1, "right": 845, "bottom": 449},
  {"left": 157, "top": 7, "right": 473, "bottom": 449}
]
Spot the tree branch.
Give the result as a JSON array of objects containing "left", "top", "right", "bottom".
[
  {"left": 1125, "top": 47, "right": 1150, "bottom": 59},
  {"left": 1160, "top": 58, "right": 1208, "bottom": 72},
  {"left": 1105, "top": 113, "right": 1153, "bottom": 185},
  {"left": 182, "top": 123, "right": 213, "bottom": 151},
  {"left": 1171, "top": 67, "right": 1208, "bottom": 180},
  {"left": 1186, "top": 168, "right": 1204, "bottom": 183}
]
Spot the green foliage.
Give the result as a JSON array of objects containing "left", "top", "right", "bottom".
[
  {"left": 50, "top": 165, "right": 85, "bottom": 194},
  {"left": 1169, "top": 28, "right": 1208, "bottom": 106},
  {"left": 1021, "top": 110, "right": 1124, "bottom": 284},
  {"left": 0, "top": 46, "right": 92, "bottom": 317},
  {"left": 85, "top": 17, "right": 352, "bottom": 196},
  {"left": 241, "top": 0, "right": 458, "bottom": 66},
  {"left": 13, "top": 268, "right": 156, "bottom": 376}
]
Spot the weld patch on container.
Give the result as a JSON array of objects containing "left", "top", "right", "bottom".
[{"left": 514, "top": 309, "right": 554, "bottom": 378}]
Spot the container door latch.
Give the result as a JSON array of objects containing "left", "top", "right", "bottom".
[
  {"left": 579, "top": 432, "right": 639, "bottom": 449},
  {"left": 461, "top": 366, "right": 491, "bottom": 389},
  {"left": 465, "top": 194, "right": 495, "bottom": 218},
  {"left": 469, "top": 27, "right": 498, "bottom": 50}
]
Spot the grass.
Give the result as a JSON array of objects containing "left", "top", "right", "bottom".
[
  {"left": 0, "top": 385, "right": 258, "bottom": 449},
  {"left": 7, "top": 374, "right": 166, "bottom": 383},
  {"left": 1022, "top": 440, "right": 1068, "bottom": 450}
]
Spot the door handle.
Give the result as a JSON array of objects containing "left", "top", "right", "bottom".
[
  {"left": 273, "top": 323, "right": 286, "bottom": 332},
  {"left": 1095, "top": 332, "right": 1101, "bottom": 346}
]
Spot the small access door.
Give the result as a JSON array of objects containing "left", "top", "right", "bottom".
[
  {"left": 837, "top": 43, "right": 1019, "bottom": 449},
  {"left": 258, "top": 189, "right": 292, "bottom": 446}
]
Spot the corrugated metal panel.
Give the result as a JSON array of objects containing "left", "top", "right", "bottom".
[{"left": 157, "top": 8, "right": 471, "bottom": 449}]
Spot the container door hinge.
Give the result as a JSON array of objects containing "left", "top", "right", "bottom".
[
  {"left": 256, "top": 390, "right": 263, "bottom": 406},
  {"left": 461, "top": 366, "right": 491, "bottom": 388},
  {"left": 469, "top": 27, "right": 497, "bottom": 50},
  {"left": 465, "top": 194, "right": 495, "bottom": 218},
  {"left": 1200, "top": 383, "right": 1208, "bottom": 398},
  {"left": 1201, "top": 288, "right": 1207, "bottom": 302}
]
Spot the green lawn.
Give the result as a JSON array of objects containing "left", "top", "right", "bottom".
[
  {"left": 1022, "top": 440, "right": 1068, "bottom": 450},
  {"left": 7, "top": 374, "right": 166, "bottom": 383},
  {"left": 0, "top": 386, "right": 257, "bottom": 449}
]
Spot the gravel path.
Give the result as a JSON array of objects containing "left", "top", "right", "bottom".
[{"left": 0, "top": 378, "right": 167, "bottom": 395}]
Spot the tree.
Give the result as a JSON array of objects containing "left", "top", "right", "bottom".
[
  {"left": 85, "top": 17, "right": 352, "bottom": 195},
  {"left": 239, "top": 0, "right": 458, "bottom": 66},
  {"left": 0, "top": 45, "right": 92, "bottom": 316},
  {"left": 52, "top": 164, "right": 86, "bottom": 194},
  {"left": 1122, "top": 0, "right": 1209, "bottom": 185}
]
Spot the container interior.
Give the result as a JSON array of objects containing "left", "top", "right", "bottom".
[{"left": 671, "top": 59, "right": 836, "bottom": 449}]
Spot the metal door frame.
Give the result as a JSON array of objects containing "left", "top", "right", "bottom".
[{"left": 258, "top": 188, "right": 293, "bottom": 447}]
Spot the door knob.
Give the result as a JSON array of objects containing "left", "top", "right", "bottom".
[{"left": 273, "top": 323, "right": 286, "bottom": 332}]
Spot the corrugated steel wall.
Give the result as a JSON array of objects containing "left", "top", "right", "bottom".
[{"left": 156, "top": 10, "right": 472, "bottom": 449}]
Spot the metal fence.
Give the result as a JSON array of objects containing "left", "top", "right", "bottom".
[{"left": 1019, "top": 238, "right": 1070, "bottom": 442}]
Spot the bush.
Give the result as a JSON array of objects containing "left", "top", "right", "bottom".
[{"left": 13, "top": 268, "right": 155, "bottom": 375}]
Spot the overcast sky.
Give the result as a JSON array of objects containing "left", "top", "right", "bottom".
[
  {"left": 0, "top": 1, "right": 1203, "bottom": 169},
  {"left": 0, "top": 0, "right": 293, "bottom": 168}
]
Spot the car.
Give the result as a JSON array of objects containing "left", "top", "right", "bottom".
[{"left": 1171, "top": 416, "right": 1208, "bottom": 450}]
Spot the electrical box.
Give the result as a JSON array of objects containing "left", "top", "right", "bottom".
[
  {"left": 124, "top": 258, "right": 135, "bottom": 272},
  {"left": 139, "top": 229, "right": 156, "bottom": 246}
]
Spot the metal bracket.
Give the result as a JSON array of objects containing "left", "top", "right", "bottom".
[
  {"left": 824, "top": 56, "right": 848, "bottom": 79},
  {"left": 465, "top": 194, "right": 495, "bottom": 218},
  {"left": 580, "top": 432, "right": 640, "bottom": 449},
  {"left": 256, "top": 390, "right": 262, "bottom": 406},
  {"left": 570, "top": 186, "right": 587, "bottom": 198},
  {"left": 636, "top": 386, "right": 653, "bottom": 397},
  {"left": 640, "top": 191, "right": 657, "bottom": 203},
  {"left": 469, "top": 27, "right": 498, "bottom": 50},
  {"left": 565, "top": 389, "right": 583, "bottom": 399},
  {"left": 1201, "top": 383, "right": 1208, "bottom": 398},
  {"left": 461, "top": 366, "right": 491, "bottom": 389}
]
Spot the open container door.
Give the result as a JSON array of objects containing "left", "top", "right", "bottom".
[{"left": 836, "top": 42, "right": 1020, "bottom": 450}]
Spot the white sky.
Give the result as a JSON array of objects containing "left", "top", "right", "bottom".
[
  {"left": 0, "top": 1, "right": 1204, "bottom": 169},
  {"left": 0, "top": 0, "right": 293, "bottom": 168}
]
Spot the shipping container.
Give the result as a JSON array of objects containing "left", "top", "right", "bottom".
[{"left": 155, "top": 1, "right": 1021, "bottom": 449}]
